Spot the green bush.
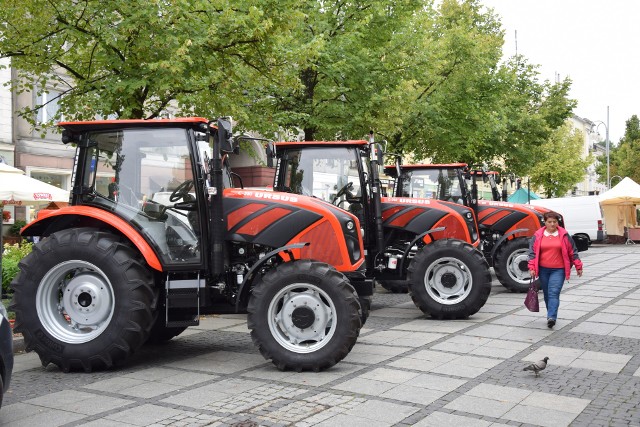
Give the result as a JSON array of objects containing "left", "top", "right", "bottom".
[{"left": 2, "top": 242, "right": 32, "bottom": 296}]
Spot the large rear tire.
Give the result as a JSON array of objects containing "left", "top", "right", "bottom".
[
  {"left": 494, "top": 237, "right": 531, "bottom": 293},
  {"left": 10, "top": 228, "right": 155, "bottom": 372},
  {"left": 247, "top": 260, "right": 361, "bottom": 372},
  {"left": 407, "top": 239, "right": 491, "bottom": 319}
]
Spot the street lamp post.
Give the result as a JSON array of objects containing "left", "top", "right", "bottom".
[
  {"left": 593, "top": 106, "right": 610, "bottom": 189},
  {"left": 609, "top": 175, "right": 622, "bottom": 188}
]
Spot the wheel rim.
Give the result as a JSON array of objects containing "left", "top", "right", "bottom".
[
  {"left": 36, "top": 260, "right": 115, "bottom": 344},
  {"left": 506, "top": 248, "right": 530, "bottom": 284},
  {"left": 267, "top": 283, "right": 337, "bottom": 353},
  {"left": 423, "top": 256, "right": 473, "bottom": 305}
]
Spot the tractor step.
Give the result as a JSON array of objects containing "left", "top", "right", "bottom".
[
  {"left": 166, "top": 317, "right": 199, "bottom": 327},
  {"left": 165, "top": 276, "right": 203, "bottom": 328}
]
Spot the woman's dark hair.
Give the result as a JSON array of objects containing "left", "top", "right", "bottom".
[{"left": 543, "top": 211, "right": 562, "bottom": 221}]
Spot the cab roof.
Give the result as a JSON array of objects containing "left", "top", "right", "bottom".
[
  {"left": 384, "top": 163, "right": 468, "bottom": 171},
  {"left": 58, "top": 117, "right": 210, "bottom": 133},
  {"left": 274, "top": 140, "right": 369, "bottom": 148}
]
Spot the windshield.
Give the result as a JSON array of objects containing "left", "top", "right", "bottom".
[
  {"left": 399, "top": 168, "right": 463, "bottom": 203},
  {"left": 281, "top": 147, "right": 362, "bottom": 206},
  {"left": 80, "top": 127, "right": 203, "bottom": 266}
]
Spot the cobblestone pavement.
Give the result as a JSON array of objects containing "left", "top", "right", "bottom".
[{"left": 2, "top": 244, "right": 640, "bottom": 426}]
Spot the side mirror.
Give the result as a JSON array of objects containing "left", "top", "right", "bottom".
[
  {"left": 217, "top": 118, "right": 234, "bottom": 153},
  {"left": 266, "top": 142, "right": 276, "bottom": 168},
  {"left": 371, "top": 143, "right": 384, "bottom": 165}
]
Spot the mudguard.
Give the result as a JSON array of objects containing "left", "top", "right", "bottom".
[{"left": 20, "top": 206, "right": 163, "bottom": 271}]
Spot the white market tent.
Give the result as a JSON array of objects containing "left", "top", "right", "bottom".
[
  {"left": 598, "top": 177, "right": 640, "bottom": 236},
  {"left": 0, "top": 163, "right": 70, "bottom": 204}
]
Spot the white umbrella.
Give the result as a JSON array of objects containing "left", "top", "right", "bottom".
[{"left": 0, "top": 165, "right": 70, "bottom": 203}]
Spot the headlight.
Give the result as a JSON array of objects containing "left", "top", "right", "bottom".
[{"left": 346, "top": 220, "right": 355, "bottom": 231}]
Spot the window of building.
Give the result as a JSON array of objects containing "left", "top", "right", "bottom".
[{"left": 35, "top": 89, "right": 62, "bottom": 124}]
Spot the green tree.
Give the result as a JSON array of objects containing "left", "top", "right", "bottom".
[
  {"left": 528, "top": 122, "right": 592, "bottom": 197},
  {"left": 0, "top": 0, "right": 304, "bottom": 127},
  {"left": 596, "top": 115, "right": 640, "bottom": 185}
]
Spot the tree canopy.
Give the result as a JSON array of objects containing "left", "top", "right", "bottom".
[
  {"left": 528, "top": 122, "right": 592, "bottom": 198},
  {"left": 1, "top": 0, "right": 577, "bottom": 171},
  {"left": 597, "top": 115, "right": 640, "bottom": 185},
  {"left": 0, "top": 0, "right": 305, "bottom": 125}
]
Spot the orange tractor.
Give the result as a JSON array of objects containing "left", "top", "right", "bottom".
[
  {"left": 11, "top": 118, "right": 373, "bottom": 372},
  {"left": 267, "top": 138, "right": 492, "bottom": 319}
]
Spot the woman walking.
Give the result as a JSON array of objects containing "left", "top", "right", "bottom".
[{"left": 528, "top": 211, "right": 583, "bottom": 328}]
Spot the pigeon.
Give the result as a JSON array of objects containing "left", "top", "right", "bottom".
[{"left": 523, "top": 357, "right": 549, "bottom": 377}]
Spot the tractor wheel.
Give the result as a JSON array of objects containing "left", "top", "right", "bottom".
[
  {"left": 377, "top": 280, "right": 408, "bottom": 294},
  {"left": 247, "top": 260, "right": 361, "bottom": 372},
  {"left": 407, "top": 239, "right": 491, "bottom": 319},
  {"left": 10, "top": 228, "right": 155, "bottom": 372},
  {"left": 494, "top": 237, "right": 531, "bottom": 293},
  {"left": 359, "top": 295, "right": 372, "bottom": 325}
]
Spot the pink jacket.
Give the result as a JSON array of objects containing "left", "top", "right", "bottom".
[{"left": 527, "top": 226, "right": 583, "bottom": 279}]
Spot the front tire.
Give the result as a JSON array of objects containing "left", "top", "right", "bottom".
[
  {"left": 247, "top": 260, "right": 361, "bottom": 371},
  {"left": 494, "top": 237, "right": 531, "bottom": 293},
  {"left": 407, "top": 239, "right": 491, "bottom": 319},
  {"left": 10, "top": 228, "right": 155, "bottom": 372}
]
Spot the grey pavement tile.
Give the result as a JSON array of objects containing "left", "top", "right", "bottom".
[
  {"left": 432, "top": 362, "right": 491, "bottom": 378},
  {"left": 466, "top": 383, "right": 532, "bottom": 404},
  {"left": 0, "top": 403, "right": 86, "bottom": 427},
  {"left": 408, "top": 372, "right": 468, "bottom": 392},
  {"left": 477, "top": 304, "right": 515, "bottom": 314},
  {"left": 491, "top": 314, "right": 539, "bottom": 326},
  {"left": 11, "top": 351, "right": 42, "bottom": 373},
  {"left": 78, "top": 419, "right": 137, "bottom": 426},
  {"left": 381, "top": 384, "right": 447, "bottom": 405},
  {"left": 25, "top": 390, "right": 133, "bottom": 415},
  {"left": 561, "top": 302, "right": 603, "bottom": 311},
  {"left": 164, "top": 350, "right": 267, "bottom": 374},
  {"left": 84, "top": 377, "right": 147, "bottom": 393},
  {"left": 521, "top": 392, "right": 590, "bottom": 414},
  {"left": 412, "top": 411, "right": 492, "bottom": 427},
  {"left": 359, "top": 367, "right": 420, "bottom": 384},
  {"left": 557, "top": 309, "right": 589, "bottom": 320},
  {"left": 161, "top": 378, "right": 265, "bottom": 408},
  {"left": 570, "top": 321, "right": 618, "bottom": 335},
  {"left": 444, "top": 394, "right": 516, "bottom": 418},
  {"left": 343, "top": 343, "right": 411, "bottom": 364},
  {"left": 502, "top": 404, "right": 580, "bottom": 427},
  {"left": 624, "top": 316, "right": 640, "bottom": 326},
  {"left": 498, "top": 326, "right": 552, "bottom": 343},
  {"left": 312, "top": 413, "right": 392, "bottom": 427},
  {"left": 370, "top": 307, "right": 423, "bottom": 319},
  {"left": 388, "top": 332, "right": 446, "bottom": 347},
  {"left": 357, "top": 330, "right": 416, "bottom": 344},
  {"left": 331, "top": 377, "right": 397, "bottom": 396},
  {"left": 256, "top": 399, "right": 329, "bottom": 424},
  {"left": 391, "top": 319, "right": 476, "bottom": 333},
  {"left": 431, "top": 341, "right": 478, "bottom": 353},
  {"left": 243, "top": 362, "right": 365, "bottom": 387},
  {"left": 463, "top": 324, "right": 516, "bottom": 339},
  {"left": 587, "top": 312, "right": 632, "bottom": 324},
  {"left": 569, "top": 358, "right": 627, "bottom": 373},
  {"left": 465, "top": 311, "right": 501, "bottom": 322},
  {"left": 104, "top": 404, "right": 183, "bottom": 426},
  {"left": 342, "top": 399, "right": 419, "bottom": 424},
  {"left": 610, "top": 324, "right": 640, "bottom": 339},
  {"left": 634, "top": 366, "right": 640, "bottom": 377},
  {"left": 388, "top": 357, "right": 445, "bottom": 372},
  {"left": 111, "top": 381, "right": 182, "bottom": 399}
]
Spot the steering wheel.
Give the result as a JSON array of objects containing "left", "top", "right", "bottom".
[
  {"left": 169, "top": 180, "right": 194, "bottom": 202},
  {"left": 334, "top": 182, "right": 355, "bottom": 205}
]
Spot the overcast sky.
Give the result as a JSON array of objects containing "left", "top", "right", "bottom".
[{"left": 481, "top": 0, "right": 640, "bottom": 144}]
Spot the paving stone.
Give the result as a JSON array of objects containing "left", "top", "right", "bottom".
[
  {"left": 380, "top": 384, "right": 447, "bottom": 405},
  {"left": 411, "top": 411, "right": 492, "bottom": 427},
  {"left": 105, "top": 404, "right": 183, "bottom": 426},
  {"left": 25, "top": 389, "right": 133, "bottom": 415},
  {"left": 444, "top": 395, "right": 516, "bottom": 418},
  {"left": 502, "top": 404, "right": 580, "bottom": 427}
]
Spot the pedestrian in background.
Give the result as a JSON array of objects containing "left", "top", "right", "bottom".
[{"left": 528, "top": 211, "right": 583, "bottom": 328}]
